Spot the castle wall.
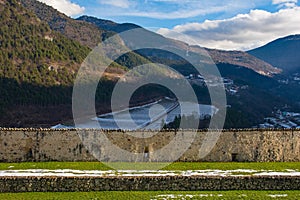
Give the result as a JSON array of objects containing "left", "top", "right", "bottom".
[
  {"left": 1, "top": 176, "right": 299, "bottom": 192},
  {"left": 0, "top": 129, "right": 299, "bottom": 162}
]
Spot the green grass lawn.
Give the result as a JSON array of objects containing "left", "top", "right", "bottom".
[
  {"left": 0, "top": 162, "right": 299, "bottom": 199},
  {"left": 0, "top": 191, "right": 299, "bottom": 200},
  {"left": 0, "top": 162, "right": 299, "bottom": 171}
]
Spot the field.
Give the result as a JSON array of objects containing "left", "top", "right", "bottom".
[
  {"left": 0, "top": 191, "right": 300, "bottom": 200},
  {"left": 0, "top": 162, "right": 299, "bottom": 199},
  {"left": 0, "top": 162, "right": 299, "bottom": 171}
]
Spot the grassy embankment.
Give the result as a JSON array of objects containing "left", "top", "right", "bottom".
[
  {"left": 0, "top": 191, "right": 300, "bottom": 200},
  {"left": 0, "top": 162, "right": 299, "bottom": 199},
  {"left": 0, "top": 162, "right": 299, "bottom": 171}
]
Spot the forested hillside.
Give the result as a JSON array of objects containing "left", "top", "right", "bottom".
[
  {"left": 0, "top": 0, "right": 91, "bottom": 126},
  {"left": 0, "top": 0, "right": 170, "bottom": 127},
  {"left": 248, "top": 35, "right": 300, "bottom": 74},
  {"left": 1, "top": 0, "right": 298, "bottom": 129}
]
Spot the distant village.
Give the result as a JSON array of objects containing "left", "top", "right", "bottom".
[
  {"left": 293, "top": 73, "right": 300, "bottom": 82},
  {"left": 185, "top": 73, "right": 300, "bottom": 129},
  {"left": 259, "top": 72, "right": 300, "bottom": 129},
  {"left": 259, "top": 110, "right": 300, "bottom": 129},
  {"left": 278, "top": 72, "right": 300, "bottom": 85},
  {"left": 185, "top": 73, "right": 246, "bottom": 95}
]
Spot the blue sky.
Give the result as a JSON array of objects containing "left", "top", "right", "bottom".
[
  {"left": 54, "top": 0, "right": 290, "bottom": 28},
  {"left": 38, "top": 0, "right": 300, "bottom": 50}
]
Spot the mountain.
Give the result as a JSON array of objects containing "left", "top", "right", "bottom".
[
  {"left": 0, "top": 0, "right": 175, "bottom": 127},
  {"left": 77, "top": 15, "right": 280, "bottom": 77},
  {"left": 0, "top": 2, "right": 89, "bottom": 86},
  {"left": 21, "top": 0, "right": 103, "bottom": 48},
  {"left": 21, "top": 1, "right": 280, "bottom": 77},
  {"left": 77, "top": 15, "right": 296, "bottom": 128},
  {"left": 77, "top": 15, "right": 141, "bottom": 34},
  {"left": 1, "top": 0, "right": 298, "bottom": 128},
  {"left": 248, "top": 35, "right": 300, "bottom": 74},
  {"left": 0, "top": 0, "right": 92, "bottom": 127},
  {"left": 207, "top": 49, "right": 281, "bottom": 76}
]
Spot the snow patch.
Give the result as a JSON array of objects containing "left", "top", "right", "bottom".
[
  {"left": 0, "top": 169, "right": 299, "bottom": 177},
  {"left": 267, "top": 194, "right": 288, "bottom": 198},
  {"left": 151, "top": 194, "right": 224, "bottom": 200}
]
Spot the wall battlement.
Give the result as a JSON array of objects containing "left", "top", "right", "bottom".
[{"left": 0, "top": 129, "right": 299, "bottom": 162}]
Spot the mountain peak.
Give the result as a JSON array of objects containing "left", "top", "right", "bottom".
[
  {"left": 248, "top": 34, "right": 300, "bottom": 73},
  {"left": 77, "top": 15, "right": 141, "bottom": 33},
  {"left": 21, "top": 0, "right": 103, "bottom": 48},
  {"left": 277, "top": 34, "right": 300, "bottom": 41},
  {"left": 77, "top": 15, "right": 117, "bottom": 26}
]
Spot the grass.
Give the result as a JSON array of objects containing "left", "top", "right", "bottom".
[
  {"left": 0, "top": 162, "right": 299, "bottom": 199},
  {"left": 0, "top": 162, "right": 299, "bottom": 171},
  {"left": 164, "top": 162, "right": 300, "bottom": 171},
  {"left": 0, "top": 191, "right": 299, "bottom": 200}
]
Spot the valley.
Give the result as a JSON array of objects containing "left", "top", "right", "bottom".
[{"left": 0, "top": 0, "right": 299, "bottom": 129}]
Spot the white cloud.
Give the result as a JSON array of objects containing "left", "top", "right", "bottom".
[
  {"left": 94, "top": 0, "right": 267, "bottom": 20},
  {"left": 272, "top": 0, "right": 298, "bottom": 8},
  {"left": 37, "top": 0, "right": 85, "bottom": 16},
  {"left": 123, "top": 6, "right": 228, "bottom": 19},
  {"left": 98, "top": 0, "right": 131, "bottom": 8},
  {"left": 273, "top": 0, "right": 297, "bottom": 3},
  {"left": 157, "top": 7, "right": 300, "bottom": 50}
]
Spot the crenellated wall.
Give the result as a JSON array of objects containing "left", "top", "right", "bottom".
[{"left": 0, "top": 129, "right": 299, "bottom": 162}]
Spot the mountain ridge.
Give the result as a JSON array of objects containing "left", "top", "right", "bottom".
[
  {"left": 77, "top": 15, "right": 280, "bottom": 77},
  {"left": 77, "top": 15, "right": 142, "bottom": 34},
  {"left": 248, "top": 34, "right": 300, "bottom": 74},
  {"left": 21, "top": 0, "right": 104, "bottom": 48},
  {"left": 1, "top": 0, "right": 299, "bottom": 128}
]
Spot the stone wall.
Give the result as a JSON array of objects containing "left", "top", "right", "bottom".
[
  {"left": 0, "top": 129, "right": 299, "bottom": 162},
  {"left": 0, "top": 176, "right": 299, "bottom": 192}
]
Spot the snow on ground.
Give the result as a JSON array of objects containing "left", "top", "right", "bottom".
[
  {"left": 151, "top": 194, "right": 289, "bottom": 200},
  {"left": 254, "top": 171, "right": 300, "bottom": 176},
  {"left": 0, "top": 169, "right": 299, "bottom": 177},
  {"left": 150, "top": 194, "right": 223, "bottom": 200},
  {"left": 267, "top": 194, "right": 288, "bottom": 198}
]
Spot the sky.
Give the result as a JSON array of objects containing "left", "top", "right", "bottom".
[{"left": 37, "top": 0, "right": 300, "bottom": 50}]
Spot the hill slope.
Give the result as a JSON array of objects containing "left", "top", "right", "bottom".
[
  {"left": 248, "top": 35, "right": 300, "bottom": 74},
  {"left": 21, "top": 0, "right": 103, "bottom": 48},
  {"left": 21, "top": 0, "right": 154, "bottom": 71},
  {"left": 0, "top": 0, "right": 91, "bottom": 87},
  {"left": 77, "top": 16, "right": 300, "bottom": 127},
  {"left": 0, "top": 0, "right": 173, "bottom": 127},
  {"left": 1, "top": 0, "right": 297, "bottom": 128},
  {"left": 0, "top": 0, "right": 94, "bottom": 127},
  {"left": 77, "top": 15, "right": 141, "bottom": 34},
  {"left": 78, "top": 15, "right": 281, "bottom": 77}
]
